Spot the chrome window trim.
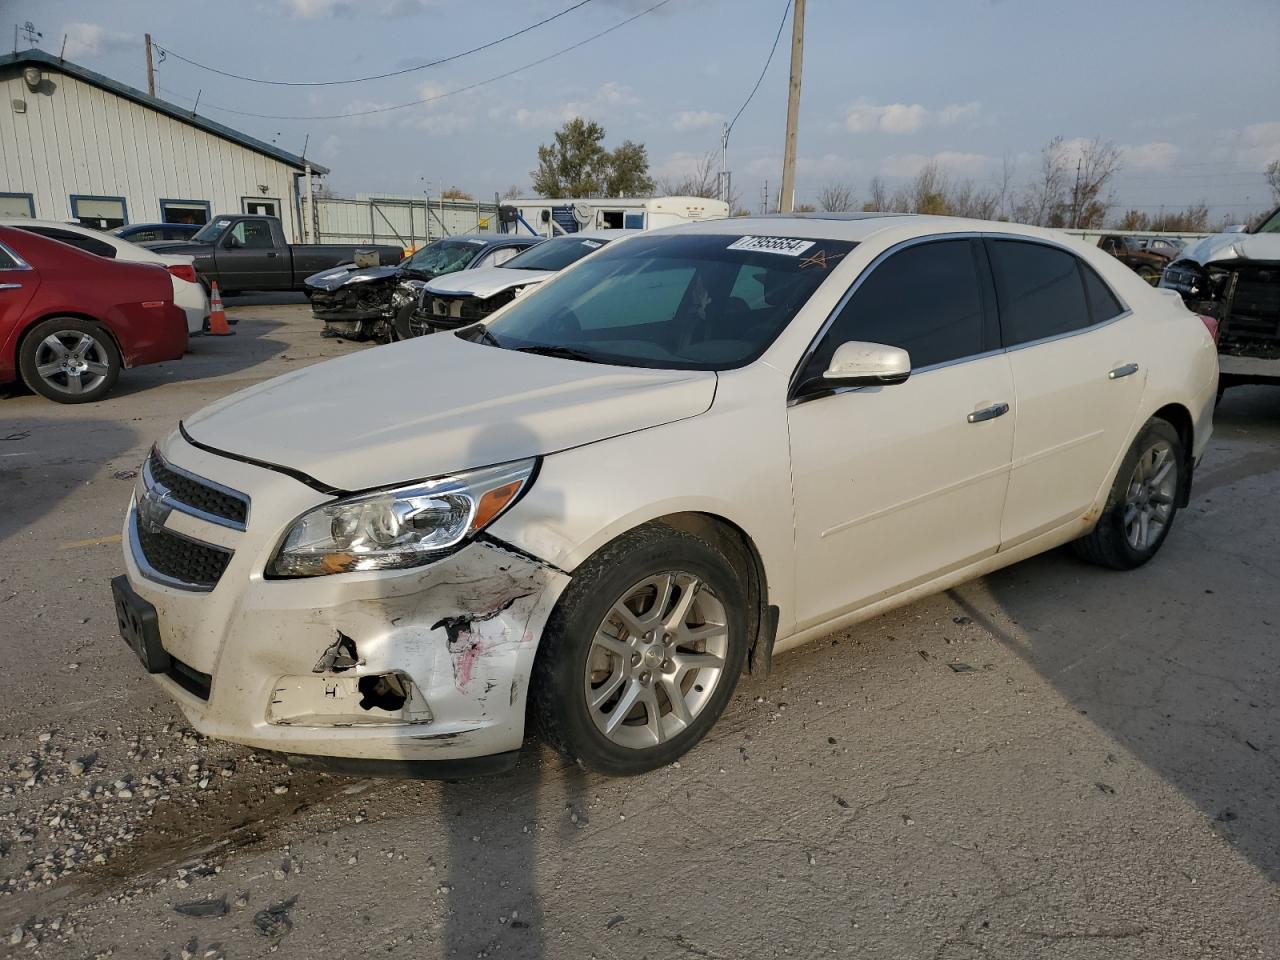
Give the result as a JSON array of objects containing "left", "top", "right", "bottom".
[
  {"left": 788, "top": 230, "right": 1135, "bottom": 405},
  {"left": 126, "top": 509, "right": 228, "bottom": 594},
  {"left": 145, "top": 447, "right": 251, "bottom": 531},
  {"left": 0, "top": 241, "right": 33, "bottom": 271}
]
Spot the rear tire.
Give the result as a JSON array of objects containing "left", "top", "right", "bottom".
[
  {"left": 530, "top": 523, "right": 749, "bottom": 776},
  {"left": 18, "top": 318, "right": 121, "bottom": 403},
  {"left": 1073, "top": 418, "right": 1183, "bottom": 569}
]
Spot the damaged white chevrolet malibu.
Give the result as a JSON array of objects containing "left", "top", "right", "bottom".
[{"left": 111, "top": 214, "right": 1219, "bottom": 777}]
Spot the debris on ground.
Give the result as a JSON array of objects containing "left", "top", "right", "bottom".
[
  {"left": 253, "top": 896, "right": 298, "bottom": 938},
  {"left": 174, "top": 896, "right": 229, "bottom": 918}
]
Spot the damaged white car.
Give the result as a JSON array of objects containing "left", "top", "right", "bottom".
[{"left": 112, "top": 214, "right": 1218, "bottom": 777}]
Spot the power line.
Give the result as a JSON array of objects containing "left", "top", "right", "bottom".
[
  {"left": 725, "top": 0, "right": 792, "bottom": 139},
  {"left": 152, "top": 0, "right": 596, "bottom": 87},
  {"left": 158, "top": 0, "right": 672, "bottom": 121}
]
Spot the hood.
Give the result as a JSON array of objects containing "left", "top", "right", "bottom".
[
  {"left": 1177, "top": 232, "right": 1280, "bottom": 267},
  {"left": 182, "top": 333, "right": 716, "bottom": 491},
  {"left": 304, "top": 263, "right": 401, "bottom": 291},
  {"left": 425, "top": 266, "right": 552, "bottom": 299}
]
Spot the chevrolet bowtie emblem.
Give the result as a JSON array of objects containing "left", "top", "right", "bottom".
[{"left": 138, "top": 487, "right": 173, "bottom": 534}]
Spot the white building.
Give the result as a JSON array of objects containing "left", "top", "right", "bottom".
[{"left": 0, "top": 49, "right": 325, "bottom": 242}]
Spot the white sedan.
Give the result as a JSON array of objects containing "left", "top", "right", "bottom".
[
  {"left": 1, "top": 219, "right": 208, "bottom": 335},
  {"left": 112, "top": 214, "right": 1217, "bottom": 777}
]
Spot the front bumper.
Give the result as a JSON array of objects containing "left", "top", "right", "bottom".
[
  {"left": 309, "top": 283, "right": 397, "bottom": 321},
  {"left": 118, "top": 433, "right": 570, "bottom": 764}
]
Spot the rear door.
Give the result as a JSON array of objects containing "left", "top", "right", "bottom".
[
  {"left": 0, "top": 242, "right": 39, "bottom": 368},
  {"left": 213, "top": 219, "right": 289, "bottom": 290},
  {"left": 987, "top": 238, "right": 1146, "bottom": 547},
  {"left": 787, "top": 237, "right": 1015, "bottom": 628}
]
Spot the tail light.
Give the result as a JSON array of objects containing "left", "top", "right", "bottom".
[
  {"left": 167, "top": 264, "right": 198, "bottom": 284},
  {"left": 1198, "top": 314, "right": 1220, "bottom": 344}
]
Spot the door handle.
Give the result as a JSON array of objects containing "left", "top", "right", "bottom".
[
  {"left": 967, "top": 402, "right": 1009, "bottom": 424},
  {"left": 0, "top": 283, "right": 22, "bottom": 291},
  {"left": 266, "top": 251, "right": 280, "bottom": 258},
  {"left": 1108, "top": 362, "right": 1139, "bottom": 380}
]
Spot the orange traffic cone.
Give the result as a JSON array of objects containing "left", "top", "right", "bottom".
[{"left": 207, "top": 282, "right": 234, "bottom": 336}]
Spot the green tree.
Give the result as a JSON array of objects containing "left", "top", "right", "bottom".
[
  {"left": 605, "top": 140, "right": 655, "bottom": 197},
  {"left": 532, "top": 118, "right": 610, "bottom": 197}
]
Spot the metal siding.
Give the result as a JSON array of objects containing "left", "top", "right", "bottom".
[{"left": 0, "top": 67, "right": 299, "bottom": 230}]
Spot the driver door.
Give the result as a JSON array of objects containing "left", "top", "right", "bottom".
[
  {"left": 787, "top": 238, "right": 1014, "bottom": 629},
  {"left": 215, "top": 219, "right": 288, "bottom": 290}
]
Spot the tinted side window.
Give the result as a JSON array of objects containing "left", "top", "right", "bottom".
[
  {"left": 1080, "top": 261, "right": 1124, "bottom": 324},
  {"left": 0, "top": 246, "right": 18, "bottom": 269},
  {"left": 20, "top": 226, "right": 117, "bottom": 258},
  {"left": 805, "top": 239, "right": 986, "bottom": 377},
  {"left": 228, "top": 220, "right": 274, "bottom": 249},
  {"left": 988, "top": 240, "right": 1090, "bottom": 346}
]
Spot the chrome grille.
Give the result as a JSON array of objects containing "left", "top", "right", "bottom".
[
  {"left": 133, "top": 515, "right": 232, "bottom": 590},
  {"left": 145, "top": 449, "right": 249, "bottom": 529}
]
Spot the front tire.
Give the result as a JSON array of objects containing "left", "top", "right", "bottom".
[
  {"left": 1073, "top": 418, "right": 1184, "bottom": 569},
  {"left": 531, "top": 523, "right": 749, "bottom": 775},
  {"left": 18, "top": 318, "right": 121, "bottom": 403}
]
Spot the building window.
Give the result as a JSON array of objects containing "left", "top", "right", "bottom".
[
  {"left": 159, "top": 199, "right": 211, "bottom": 225},
  {"left": 242, "top": 197, "right": 280, "bottom": 217},
  {"left": 0, "top": 193, "right": 35, "bottom": 218},
  {"left": 70, "top": 195, "right": 128, "bottom": 230}
]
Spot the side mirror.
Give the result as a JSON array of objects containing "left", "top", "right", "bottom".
[{"left": 823, "top": 340, "right": 911, "bottom": 386}]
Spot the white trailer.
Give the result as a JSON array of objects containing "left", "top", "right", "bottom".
[{"left": 505, "top": 196, "right": 730, "bottom": 237}]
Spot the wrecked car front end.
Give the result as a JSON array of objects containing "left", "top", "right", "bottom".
[
  {"left": 305, "top": 264, "right": 405, "bottom": 323},
  {"left": 1160, "top": 232, "right": 1280, "bottom": 385},
  {"left": 113, "top": 434, "right": 570, "bottom": 774}
]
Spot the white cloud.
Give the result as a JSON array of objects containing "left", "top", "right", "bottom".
[
  {"left": 282, "top": 0, "right": 438, "bottom": 17},
  {"left": 744, "top": 154, "right": 857, "bottom": 179},
  {"left": 654, "top": 151, "right": 714, "bottom": 181},
  {"left": 1232, "top": 121, "right": 1280, "bottom": 167},
  {"left": 839, "top": 99, "right": 981, "bottom": 135},
  {"left": 673, "top": 110, "right": 723, "bottom": 132},
  {"left": 499, "top": 82, "right": 638, "bottom": 131},
  {"left": 880, "top": 151, "right": 991, "bottom": 178},
  {"left": 63, "top": 22, "right": 133, "bottom": 59},
  {"left": 1119, "top": 141, "right": 1179, "bottom": 170}
]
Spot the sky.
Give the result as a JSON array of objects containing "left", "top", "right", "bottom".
[{"left": 7, "top": 0, "right": 1280, "bottom": 221}]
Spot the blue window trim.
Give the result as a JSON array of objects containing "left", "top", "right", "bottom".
[
  {"left": 0, "top": 192, "right": 36, "bottom": 217},
  {"left": 69, "top": 194, "right": 129, "bottom": 225},
  {"left": 158, "top": 197, "right": 212, "bottom": 224}
]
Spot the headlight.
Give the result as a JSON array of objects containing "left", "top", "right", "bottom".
[{"left": 268, "top": 459, "right": 535, "bottom": 577}]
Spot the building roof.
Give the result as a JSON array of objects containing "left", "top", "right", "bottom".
[{"left": 0, "top": 49, "right": 328, "bottom": 175}]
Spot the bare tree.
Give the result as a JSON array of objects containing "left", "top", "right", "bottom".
[
  {"left": 994, "top": 154, "right": 1016, "bottom": 221},
  {"left": 794, "top": 202, "right": 817, "bottom": 213},
  {"left": 818, "top": 182, "right": 857, "bottom": 212},
  {"left": 1015, "top": 135, "right": 1071, "bottom": 227},
  {"left": 863, "top": 176, "right": 889, "bottom": 212},
  {"left": 1266, "top": 159, "right": 1280, "bottom": 205},
  {"left": 658, "top": 151, "right": 720, "bottom": 198},
  {"left": 502, "top": 185, "right": 522, "bottom": 200},
  {"left": 1070, "top": 136, "right": 1123, "bottom": 228}
]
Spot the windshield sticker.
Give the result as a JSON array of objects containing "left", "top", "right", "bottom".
[
  {"left": 465, "top": 238, "right": 486, "bottom": 245},
  {"left": 214, "top": 219, "right": 231, "bottom": 228},
  {"left": 581, "top": 239, "right": 602, "bottom": 249},
  {"left": 727, "top": 236, "right": 815, "bottom": 256}
]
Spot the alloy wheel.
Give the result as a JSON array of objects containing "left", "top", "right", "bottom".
[
  {"left": 33, "top": 331, "right": 112, "bottom": 397},
  {"left": 1122, "top": 439, "right": 1177, "bottom": 550},
  {"left": 584, "top": 572, "right": 729, "bottom": 750}
]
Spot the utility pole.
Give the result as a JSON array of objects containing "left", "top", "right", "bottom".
[
  {"left": 760, "top": 180, "right": 768, "bottom": 215},
  {"left": 1069, "top": 157, "right": 1082, "bottom": 229},
  {"left": 144, "top": 33, "right": 155, "bottom": 96},
  {"left": 778, "top": 0, "right": 805, "bottom": 214}
]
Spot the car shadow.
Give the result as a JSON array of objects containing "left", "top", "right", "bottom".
[
  {"left": 0, "top": 415, "right": 139, "bottom": 548},
  {"left": 966, "top": 385, "right": 1280, "bottom": 882},
  {"left": 104, "top": 318, "right": 292, "bottom": 398}
]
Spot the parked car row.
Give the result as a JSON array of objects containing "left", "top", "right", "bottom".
[
  {"left": 111, "top": 213, "right": 1217, "bottom": 777},
  {"left": 1097, "top": 233, "right": 1180, "bottom": 284}
]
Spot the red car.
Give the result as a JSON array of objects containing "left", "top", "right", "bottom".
[{"left": 0, "top": 225, "right": 187, "bottom": 403}]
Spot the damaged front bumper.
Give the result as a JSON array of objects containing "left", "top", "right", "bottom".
[{"left": 117, "top": 436, "right": 570, "bottom": 770}]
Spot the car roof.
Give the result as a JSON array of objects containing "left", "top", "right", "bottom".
[
  {"left": 445, "top": 233, "right": 541, "bottom": 247},
  {"left": 558, "top": 228, "right": 636, "bottom": 241}
]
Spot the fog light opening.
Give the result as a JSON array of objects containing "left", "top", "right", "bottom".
[{"left": 357, "top": 673, "right": 409, "bottom": 712}]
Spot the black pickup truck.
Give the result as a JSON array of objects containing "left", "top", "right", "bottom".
[{"left": 144, "top": 215, "right": 403, "bottom": 294}]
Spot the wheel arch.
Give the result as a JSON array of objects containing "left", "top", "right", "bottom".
[
  {"left": 1150, "top": 402, "right": 1194, "bottom": 507},
  {"left": 16, "top": 311, "right": 123, "bottom": 367}
]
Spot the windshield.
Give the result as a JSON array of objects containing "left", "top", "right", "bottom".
[
  {"left": 503, "top": 234, "right": 614, "bottom": 272},
  {"left": 193, "top": 218, "right": 232, "bottom": 243},
  {"left": 402, "top": 238, "right": 484, "bottom": 274},
  {"left": 1255, "top": 207, "right": 1280, "bottom": 234},
  {"left": 466, "top": 233, "right": 856, "bottom": 371}
]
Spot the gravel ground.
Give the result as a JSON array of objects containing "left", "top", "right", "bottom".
[{"left": 0, "top": 300, "right": 1276, "bottom": 959}]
